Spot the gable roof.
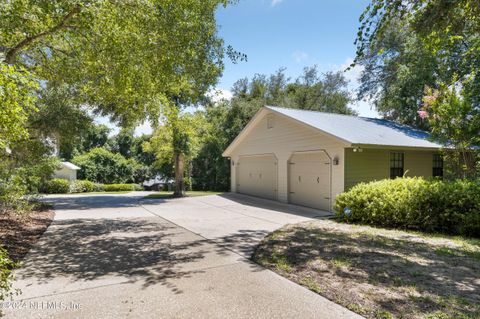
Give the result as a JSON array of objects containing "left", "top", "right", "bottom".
[{"left": 223, "top": 106, "right": 442, "bottom": 156}]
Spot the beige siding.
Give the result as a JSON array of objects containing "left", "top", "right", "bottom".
[
  {"left": 344, "top": 148, "right": 436, "bottom": 190},
  {"left": 230, "top": 111, "right": 346, "bottom": 207},
  {"left": 53, "top": 167, "right": 77, "bottom": 181},
  {"left": 344, "top": 149, "right": 389, "bottom": 190},
  {"left": 404, "top": 151, "right": 434, "bottom": 177}
]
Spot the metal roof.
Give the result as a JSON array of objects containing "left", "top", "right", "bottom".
[
  {"left": 60, "top": 162, "right": 81, "bottom": 170},
  {"left": 266, "top": 106, "right": 442, "bottom": 149}
]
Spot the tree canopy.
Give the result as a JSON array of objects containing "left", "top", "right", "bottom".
[
  {"left": 356, "top": 20, "right": 439, "bottom": 128},
  {"left": 0, "top": 0, "right": 240, "bottom": 204},
  {"left": 0, "top": 64, "right": 38, "bottom": 151},
  {"left": 356, "top": 0, "right": 480, "bottom": 75},
  {"left": 355, "top": 0, "right": 480, "bottom": 176},
  {"left": 1, "top": 0, "right": 238, "bottom": 126}
]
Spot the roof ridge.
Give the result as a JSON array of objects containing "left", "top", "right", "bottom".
[
  {"left": 265, "top": 105, "right": 380, "bottom": 121},
  {"left": 223, "top": 105, "right": 441, "bottom": 157}
]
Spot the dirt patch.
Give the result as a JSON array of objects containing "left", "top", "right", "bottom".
[
  {"left": 252, "top": 220, "right": 480, "bottom": 319},
  {"left": 0, "top": 203, "right": 55, "bottom": 262}
]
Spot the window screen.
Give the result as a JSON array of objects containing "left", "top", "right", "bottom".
[
  {"left": 433, "top": 154, "right": 443, "bottom": 177},
  {"left": 390, "top": 152, "right": 404, "bottom": 179}
]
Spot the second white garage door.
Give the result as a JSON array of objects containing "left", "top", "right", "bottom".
[
  {"left": 288, "top": 151, "right": 331, "bottom": 211},
  {"left": 237, "top": 154, "right": 277, "bottom": 200}
]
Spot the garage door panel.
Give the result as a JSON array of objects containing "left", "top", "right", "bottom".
[
  {"left": 289, "top": 151, "right": 331, "bottom": 211},
  {"left": 237, "top": 155, "right": 277, "bottom": 200}
]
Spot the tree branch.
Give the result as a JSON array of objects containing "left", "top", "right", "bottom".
[{"left": 5, "top": 5, "right": 81, "bottom": 64}]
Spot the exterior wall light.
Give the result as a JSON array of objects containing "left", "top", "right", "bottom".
[{"left": 333, "top": 156, "right": 339, "bottom": 165}]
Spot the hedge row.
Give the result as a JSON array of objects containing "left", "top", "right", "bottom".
[
  {"left": 334, "top": 177, "right": 480, "bottom": 237},
  {"left": 42, "top": 179, "right": 142, "bottom": 194}
]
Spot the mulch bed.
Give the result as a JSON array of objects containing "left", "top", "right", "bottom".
[{"left": 0, "top": 204, "right": 55, "bottom": 262}]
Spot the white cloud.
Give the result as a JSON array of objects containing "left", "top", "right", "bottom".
[
  {"left": 207, "top": 88, "right": 233, "bottom": 103},
  {"left": 135, "top": 121, "right": 153, "bottom": 136},
  {"left": 339, "top": 57, "right": 364, "bottom": 84},
  {"left": 271, "top": 0, "right": 283, "bottom": 6},
  {"left": 292, "top": 50, "right": 309, "bottom": 64}
]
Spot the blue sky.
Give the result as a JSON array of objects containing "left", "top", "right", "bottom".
[
  {"left": 107, "top": 0, "right": 379, "bottom": 135},
  {"left": 213, "top": 0, "right": 378, "bottom": 120},
  {"left": 216, "top": 0, "right": 370, "bottom": 90}
]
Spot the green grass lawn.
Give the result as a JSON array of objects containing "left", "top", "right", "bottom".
[
  {"left": 253, "top": 220, "right": 480, "bottom": 319},
  {"left": 144, "top": 191, "right": 223, "bottom": 199}
]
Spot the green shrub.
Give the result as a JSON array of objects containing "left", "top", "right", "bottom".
[
  {"left": 0, "top": 246, "right": 17, "bottom": 302},
  {"left": 0, "top": 155, "right": 58, "bottom": 213},
  {"left": 43, "top": 179, "right": 71, "bottom": 194},
  {"left": 334, "top": 177, "right": 480, "bottom": 237},
  {"left": 71, "top": 180, "right": 95, "bottom": 193},
  {"left": 72, "top": 147, "right": 140, "bottom": 184},
  {"left": 102, "top": 183, "right": 141, "bottom": 192},
  {"left": 0, "top": 172, "right": 29, "bottom": 214},
  {"left": 93, "top": 183, "right": 104, "bottom": 192}
]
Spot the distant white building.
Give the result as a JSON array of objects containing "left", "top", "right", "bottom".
[{"left": 53, "top": 162, "right": 81, "bottom": 182}]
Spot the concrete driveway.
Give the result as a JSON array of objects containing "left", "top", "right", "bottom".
[{"left": 5, "top": 192, "right": 362, "bottom": 319}]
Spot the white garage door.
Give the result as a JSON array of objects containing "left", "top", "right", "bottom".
[
  {"left": 237, "top": 155, "right": 277, "bottom": 200},
  {"left": 289, "top": 151, "right": 331, "bottom": 211}
]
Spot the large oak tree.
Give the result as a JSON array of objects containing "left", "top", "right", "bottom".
[
  {"left": 1, "top": 0, "right": 241, "bottom": 196},
  {"left": 1, "top": 0, "right": 235, "bottom": 125}
]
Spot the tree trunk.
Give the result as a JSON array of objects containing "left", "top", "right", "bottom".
[{"left": 173, "top": 152, "right": 185, "bottom": 197}]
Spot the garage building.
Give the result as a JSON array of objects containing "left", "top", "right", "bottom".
[{"left": 222, "top": 106, "right": 443, "bottom": 212}]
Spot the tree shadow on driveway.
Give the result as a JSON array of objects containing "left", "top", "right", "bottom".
[
  {"left": 16, "top": 217, "right": 271, "bottom": 295},
  {"left": 17, "top": 193, "right": 297, "bottom": 296},
  {"left": 212, "top": 229, "right": 271, "bottom": 258},
  {"left": 17, "top": 218, "right": 212, "bottom": 294},
  {"left": 43, "top": 195, "right": 145, "bottom": 210}
]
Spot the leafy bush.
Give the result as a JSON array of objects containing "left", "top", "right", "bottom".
[
  {"left": 0, "top": 153, "right": 58, "bottom": 213},
  {"left": 93, "top": 183, "right": 104, "bottom": 192},
  {"left": 0, "top": 171, "right": 29, "bottom": 214},
  {"left": 102, "top": 183, "right": 141, "bottom": 192},
  {"left": 71, "top": 180, "right": 94, "bottom": 193},
  {"left": 0, "top": 246, "right": 17, "bottom": 302},
  {"left": 72, "top": 147, "right": 143, "bottom": 184},
  {"left": 334, "top": 177, "right": 480, "bottom": 237},
  {"left": 42, "top": 179, "right": 71, "bottom": 194}
]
